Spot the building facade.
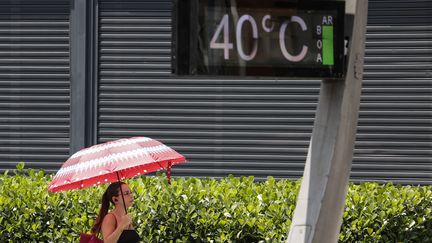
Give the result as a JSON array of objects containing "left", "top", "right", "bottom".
[{"left": 1, "top": 0, "right": 431, "bottom": 184}]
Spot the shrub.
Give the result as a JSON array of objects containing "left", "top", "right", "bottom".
[
  {"left": 340, "top": 182, "right": 432, "bottom": 242},
  {"left": 0, "top": 163, "right": 430, "bottom": 242}
]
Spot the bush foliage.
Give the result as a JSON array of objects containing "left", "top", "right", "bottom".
[{"left": 0, "top": 163, "right": 431, "bottom": 242}]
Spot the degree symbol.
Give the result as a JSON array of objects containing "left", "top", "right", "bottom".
[{"left": 262, "top": 15, "right": 274, "bottom": 32}]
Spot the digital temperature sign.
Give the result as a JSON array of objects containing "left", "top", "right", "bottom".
[{"left": 173, "top": 0, "right": 345, "bottom": 78}]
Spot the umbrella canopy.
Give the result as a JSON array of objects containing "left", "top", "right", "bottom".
[{"left": 48, "top": 137, "right": 186, "bottom": 193}]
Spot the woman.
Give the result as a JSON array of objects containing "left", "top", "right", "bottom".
[{"left": 91, "top": 181, "right": 141, "bottom": 243}]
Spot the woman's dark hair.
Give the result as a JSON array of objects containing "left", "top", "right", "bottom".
[{"left": 91, "top": 181, "right": 125, "bottom": 234}]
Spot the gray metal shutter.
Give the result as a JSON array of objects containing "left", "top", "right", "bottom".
[
  {"left": 0, "top": 0, "right": 70, "bottom": 172},
  {"left": 97, "top": 0, "right": 431, "bottom": 184},
  {"left": 97, "top": 0, "right": 318, "bottom": 180},
  {"left": 353, "top": 0, "right": 432, "bottom": 184}
]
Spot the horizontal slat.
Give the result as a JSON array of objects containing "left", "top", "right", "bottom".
[
  {"left": 356, "top": 133, "right": 431, "bottom": 140},
  {"left": 0, "top": 154, "right": 69, "bottom": 160},
  {"left": 0, "top": 147, "right": 69, "bottom": 153},
  {"left": 365, "top": 64, "right": 431, "bottom": 70},
  {"left": 184, "top": 161, "right": 305, "bottom": 169},
  {"left": 366, "top": 49, "right": 431, "bottom": 55},
  {"left": 0, "top": 51, "right": 68, "bottom": 57},
  {"left": 100, "top": 100, "right": 318, "bottom": 108},
  {"left": 2, "top": 118, "right": 69, "bottom": 123},
  {"left": 96, "top": 109, "right": 429, "bottom": 117},
  {"left": 100, "top": 33, "right": 170, "bottom": 39},
  {"left": 99, "top": 85, "right": 320, "bottom": 92},
  {"left": 351, "top": 171, "right": 431, "bottom": 179},
  {"left": 356, "top": 140, "right": 431, "bottom": 146},
  {"left": 367, "top": 25, "right": 432, "bottom": 32},
  {"left": 98, "top": 108, "right": 316, "bottom": 116},
  {"left": 171, "top": 168, "right": 303, "bottom": 177},
  {"left": 99, "top": 130, "right": 312, "bottom": 138},
  {"left": 0, "top": 132, "right": 69, "bottom": 138},
  {"left": 98, "top": 123, "right": 314, "bottom": 132},
  {"left": 0, "top": 88, "right": 69, "bottom": 93},
  {"left": 0, "top": 96, "right": 69, "bottom": 101},
  {"left": 0, "top": 102, "right": 69, "bottom": 109},
  {"left": 97, "top": 93, "right": 320, "bottom": 101},
  {"left": 354, "top": 149, "right": 432, "bottom": 156},
  {"left": 100, "top": 56, "right": 170, "bottom": 62},
  {"left": 100, "top": 41, "right": 171, "bottom": 47}
]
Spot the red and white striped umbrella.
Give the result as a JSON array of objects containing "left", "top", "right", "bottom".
[{"left": 48, "top": 137, "right": 186, "bottom": 192}]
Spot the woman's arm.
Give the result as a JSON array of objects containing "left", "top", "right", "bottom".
[{"left": 101, "top": 213, "right": 131, "bottom": 243}]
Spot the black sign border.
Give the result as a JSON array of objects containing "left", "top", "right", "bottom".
[{"left": 173, "top": 0, "right": 346, "bottom": 79}]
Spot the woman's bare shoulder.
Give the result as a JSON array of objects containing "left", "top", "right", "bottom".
[{"left": 102, "top": 213, "right": 116, "bottom": 226}]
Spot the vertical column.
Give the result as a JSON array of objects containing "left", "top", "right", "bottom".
[{"left": 70, "top": 0, "right": 96, "bottom": 154}]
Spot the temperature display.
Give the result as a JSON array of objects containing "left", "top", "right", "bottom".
[{"left": 173, "top": 0, "right": 345, "bottom": 78}]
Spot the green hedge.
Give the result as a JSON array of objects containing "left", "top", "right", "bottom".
[{"left": 0, "top": 164, "right": 431, "bottom": 242}]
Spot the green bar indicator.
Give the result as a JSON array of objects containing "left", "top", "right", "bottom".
[{"left": 322, "top": 25, "right": 334, "bottom": 65}]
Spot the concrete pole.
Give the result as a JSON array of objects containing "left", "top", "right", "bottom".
[{"left": 287, "top": 1, "right": 368, "bottom": 242}]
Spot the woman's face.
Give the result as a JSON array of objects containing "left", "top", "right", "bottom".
[{"left": 114, "top": 184, "right": 134, "bottom": 208}]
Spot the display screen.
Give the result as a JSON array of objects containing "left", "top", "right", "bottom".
[{"left": 173, "top": 0, "right": 345, "bottom": 78}]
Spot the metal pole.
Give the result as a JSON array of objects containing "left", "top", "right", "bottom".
[
  {"left": 287, "top": 1, "right": 368, "bottom": 242},
  {"left": 116, "top": 171, "right": 128, "bottom": 214}
]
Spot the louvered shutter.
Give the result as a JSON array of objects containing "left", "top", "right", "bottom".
[
  {"left": 97, "top": 0, "right": 318, "bottom": 180},
  {"left": 97, "top": 0, "right": 431, "bottom": 184},
  {"left": 353, "top": 0, "right": 432, "bottom": 184},
  {"left": 0, "top": 0, "right": 71, "bottom": 172}
]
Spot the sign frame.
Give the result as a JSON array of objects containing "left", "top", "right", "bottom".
[{"left": 172, "top": 0, "right": 346, "bottom": 78}]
